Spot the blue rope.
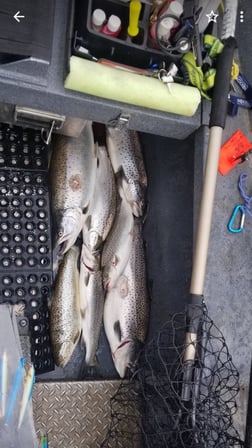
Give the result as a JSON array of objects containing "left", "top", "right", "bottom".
[{"left": 238, "top": 172, "right": 252, "bottom": 217}]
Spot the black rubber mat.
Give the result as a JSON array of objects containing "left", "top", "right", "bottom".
[{"left": 0, "top": 123, "right": 54, "bottom": 374}]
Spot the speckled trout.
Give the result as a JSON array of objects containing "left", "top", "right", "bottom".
[
  {"left": 49, "top": 121, "right": 97, "bottom": 254},
  {"left": 50, "top": 245, "right": 81, "bottom": 367},
  {"left": 83, "top": 145, "right": 116, "bottom": 252},
  {"left": 106, "top": 126, "right": 147, "bottom": 217},
  {"left": 103, "top": 219, "right": 149, "bottom": 378}
]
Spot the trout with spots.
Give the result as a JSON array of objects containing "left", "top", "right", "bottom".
[
  {"left": 103, "top": 218, "right": 149, "bottom": 378},
  {"left": 49, "top": 121, "right": 97, "bottom": 255},
  {"left": 106, "top": 126, "right": 147, "bottom": 217},
  {"left": 102, "top": 183, "right": 134, "bottom": 291},
  {"left": 50, "top": 245, "right": 81, "bottom": 367},
  {"left": 83, "top": 144, "right": 117, "bottom": 252}
]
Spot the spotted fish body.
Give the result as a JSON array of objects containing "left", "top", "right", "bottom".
[
  {"left": 80, "top": 246, "right": 104, "bottom": 366},
  {"left": 106, "top": 126, "right": 147, "bottom": 217},
  {"left": 50, "top": 245, "right": 81, "bottom": 368},
  {"left": 83, "top": 145, "right": 117, "bottom": 252},
  {"left": 103, "top": 219, "right": 149, "bottom": 378},
  {"left": 101, "top": 187, "right": 134, "bottom": 291},
  {"left": 49, "top": 121, "right": 97, "bottom": 253}
]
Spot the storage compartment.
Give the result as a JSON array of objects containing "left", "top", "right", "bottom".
[
  {"left": 0, "top": 0, "right": 201, "bottom": 139},
  {"left": 74, "top": 0, "right": 181, "bottom": 68},
  {"left": 0, "top": 0, "right": 56, "bottom": 82},
  {"left": 42, "top": 126, "right": 195, "bottom": 381}
]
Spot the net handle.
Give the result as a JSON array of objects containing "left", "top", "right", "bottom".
[{"left": 190, "top": 37, "right": 236, "bottom": 296}]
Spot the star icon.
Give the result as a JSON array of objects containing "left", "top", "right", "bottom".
[{"left": 206, "top": 10, "right": 219, "bottom": 23}]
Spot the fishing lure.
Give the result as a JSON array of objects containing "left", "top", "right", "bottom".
[
  {"left": 5, "top": 358, "right": 25, "bottom": 425},
  {"left": 17, "top": 363, "right": 35, "bottom": 429}
]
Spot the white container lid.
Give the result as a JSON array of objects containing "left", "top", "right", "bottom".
[
  {"left": 157, "top": 17, "right": 176, "bottom": 39},
  {"left": 168, "top": 1, "right": 183, "bottom": 18},
  {"left": 107, "top": 15, "right": 121, "bottom": 32},
  {"left": 92, "top": 9, "right": 106, "bottom": 27}
]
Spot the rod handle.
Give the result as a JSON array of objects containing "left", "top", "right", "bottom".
[{"left": 210, "top": 36, "right": 237, "bottom": 129}]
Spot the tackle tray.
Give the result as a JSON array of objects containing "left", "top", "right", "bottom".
[
  {"left": 74, "top": 0, "right": 181, "bottom": 68},
  {"left": 0, "top": 123, "right": 54, "bottom": 375}
]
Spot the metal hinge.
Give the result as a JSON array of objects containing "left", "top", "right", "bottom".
[
  {"left": 107, "top": 113, "right": 130, "bottom": 129},
  {"left": 14, "top": 106, "right": 66, "bottom": 144}
]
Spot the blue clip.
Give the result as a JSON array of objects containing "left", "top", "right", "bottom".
[{"left": 228, "top": 205, "right": 246, "bottom": 233}]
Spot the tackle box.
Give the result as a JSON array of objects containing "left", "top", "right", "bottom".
[{"left": 0, "top": 0, "right": 251, "bottom": 447}]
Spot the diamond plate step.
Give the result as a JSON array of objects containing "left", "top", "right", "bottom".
[{"left": 33, "top": 381, "right": 140, "bottom": 448}]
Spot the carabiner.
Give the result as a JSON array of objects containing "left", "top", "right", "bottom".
[{"left": 228, "top": 205, "right": 246, "bottom": 233}]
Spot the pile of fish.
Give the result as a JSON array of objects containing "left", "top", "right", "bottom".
[{"left": 49, "top": 121, "right": 149, "bottom": 378}]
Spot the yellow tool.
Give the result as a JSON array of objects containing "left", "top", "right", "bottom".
[{"left": 127, "top": 0, "right": 142, "bottom": 37}]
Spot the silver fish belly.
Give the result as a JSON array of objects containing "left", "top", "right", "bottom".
[
  {"left": 83, "top": 145, "right": 116, "bottom": 252},
  {"left": 50, "top": 245, "right": 81, "bottom": 368},
  {"left": 102, "top": 189, "right": 134, "bottom": 291},
  {"left": 80, "top": 245, "right": 104, "bottom": 366}
]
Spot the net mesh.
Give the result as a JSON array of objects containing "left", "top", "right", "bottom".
[{"left": 102, "top": 309, "right": 244, "bottom": 448}]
